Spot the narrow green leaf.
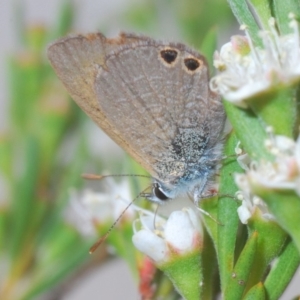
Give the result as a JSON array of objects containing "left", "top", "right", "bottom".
[
  {"left": 225, "top": 231, "right": 258, "bottom": 300},
  {"left": 160, "top": 251, "right": 203, "bottom": 300},
  {"left": 35, "top": 94, "right": 74, "bottom": 173},
  {"left": 0, "top": 209, "right": 7, "bottom": 251},
  {"left": 201, "top": 230, "right": 219, "bottom": 299},
  {"left": 243, "top": 282, "right": 266, "bottom": 300},
  {"left": 265, "top": 239, "right": 300, "bottom": 300},
  {"left": 200, "top": 196, "right": 218, "bottom": 248},
  {"left": 0, "top": 135, "right": 13, "bottom": 179},
  {"left": 249, "top": 87, "right": 297, "bottom": 138},
  {"left": 10, "top": 136, "right": 40, "bottom": 260},
  {"left": 226, "top": 0, "right": 261, "bottom": 46},
  {"left": 248, "top": 0, "right": 272, "bottom": 29},
  {"left": 36, "top": 129, "right": 89, "bottom": 244},
  {"left": 153, "top": 271, "right": 180, "bottom": 299},
  {"left": 246, "top": 209, "right": 287, "bottom": 289},
  {"left": 249, "top": 184, "right": 300, "bottom": 254},
  {"left": 48, "top": 1, "right": 74, "bottom": 40},
  {"left": 25, "top": 26, "right": 47, "bottom": 53},
  {"left": 8, "top": 57, "right": 43, "bottom": 131},
  {"left": 223, "top": 101, "right": 273, "bottom": 161},
  {"left": 272, "top": 0, "right": 300, "bottom": 34},
  {"left": 217, "top": 132, "right": 241, "bottom": 290}
]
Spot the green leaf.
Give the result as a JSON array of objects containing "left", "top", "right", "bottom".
[
  {"left": 152, "top": 271, "right": 181, "bottom": 299},
  {"left": 8, "top": 56, "right": 43, "bottom": 132},
  {"left": 200, "top": 196, "right": 218, "bottom": 248},
  {"left": 223, "top": 101, "right": 273, "bottom": 161},
  {"left": 248, "top": 0, "right": 272, "bottom": 29},
  {"left": 243, "top": 282, "right": 266, "bottom": 300},
  {"left": 36, "top": 126, "right": 90, "bottom": 244},
  {"left": 0, "top": 209, "right": 7, "bottom": 251},
  {"left": 246, "top": 209, "right": 287, "bottom": 289},
  {"left": 272, "top": 0, "right": 300, "bottom": 34},
  {"left": 9, "top": 136, "right": 41, "bottom": 260},
  {"left": 225, "top": 231, "right": 258, "bottom": 299},
  {"left": 216, "top": 132, "right": 241, "bottom": 290},
  {"left": 264, "top": 239, "right": 300, "bottom": 300},
  {"left": 249, "top": 87, "right": 297, "bottom": 138},
  {"left": 226, "top": 0, "right": 261, "bottom": 46},
  {"left": 249, "top": 184, "right": 300, "bottom": 254},
  {"left": 201, "top": 230, "right": 219, "bottom": 298},
  {"left": 160, "top": 251, "right": 203, "bottom": 300},
  {"left": 48, "top": 1, "right": 74, "bottom": 40},
  {"left": 0, "top": 135, "right": 13, "bottom": 179}
]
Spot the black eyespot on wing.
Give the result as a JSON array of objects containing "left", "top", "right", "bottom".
[
  {"left": 160, "top": 49, "right": 178, "bottom": 64},
  {"left": 184, "top": 58, "right": 200, "bottom": 71},
  {"left": 153, "top": 185, "right": 169, "bottom": 201}
]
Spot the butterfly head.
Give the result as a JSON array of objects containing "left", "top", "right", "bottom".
[{"left": 141, "top": 181, "right": 175, "bottom": 204}]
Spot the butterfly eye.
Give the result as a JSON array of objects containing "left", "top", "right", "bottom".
[
  {"left": 184, "top": 58, "right": 200, "bottom": 71},
  {"left": 160, "top": 49, "right": 178, "bottom": 64},
  {"left": 153, "top": 184, "right": 169, "bottom": 201}
]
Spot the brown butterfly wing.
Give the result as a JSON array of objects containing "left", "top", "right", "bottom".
[
  {"left": 47, "top": 33, "right": 224, "bottom": 180},
  {"left": 47, "top": 33, "right": 154, "bottom": 172}
]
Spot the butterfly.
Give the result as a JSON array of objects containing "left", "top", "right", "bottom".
[{"left": 47, "top": 32, "right": 225, "bottom": 206}]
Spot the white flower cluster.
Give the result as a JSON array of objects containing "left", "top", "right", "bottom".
[
  {"left": 65, "top": 179, "right": 135, "bottom": 236},
  {"left": 235, "top": 131, "right": 300, "bottom": 223},
  {"left": 132, "top": 208, "right": 203, "bottom": 263},
  {"left": 210, "top": 16, "right": 300, "bottom": 107}
]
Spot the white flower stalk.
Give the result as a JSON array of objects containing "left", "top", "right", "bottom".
[
  {"left": 65, "top": 179, "right": 135, "bottom": 237},
  {"left": 132, "top": 207, "right": 203, "bottom": 264},
  {"left": 210, "top": 16, "right": 300, "bottom": 107},
  {"left": 234, "top": 132, "right": 300, "bottom": 223}
]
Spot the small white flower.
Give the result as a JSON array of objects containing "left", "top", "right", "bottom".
[
  {"left": 64, "top": 179, "right": 135, "bottom": 236},
  {"left": 248, "top": 135, "right": 300, "bottom": 193},
  {"left": 210, "top": 17, "right": 300, "bottom": 106},
  {"left": 234, "top": 133, "right": 300, "bottom": 223},
  {"left": 235, "top": 182, "right": 271, "bottom": 224},
  {"left": 132, "top": 208, "right": 203, "bottom": 264}
]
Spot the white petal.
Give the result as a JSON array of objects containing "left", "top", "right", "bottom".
[
  {"left": 211, "top": 17, "right": 300, "bottom": 104},
  {"left": 237, "top": 153, "right": 251, "bottom": 171},
  {"left": 185, "top": 208, "right": 202, "bottom": 234},
  {"left": 132, "top": 229, "right": 167, "bottom": 262},
  {"left": 140, "top": 215, "right": 158, "bottom": 231},
  {"left": 237, "top": 203, "right": 252, "bottom": 224},
  {"left": 274, "top": 135, "right": 295, "bottom": 153},
  {"left": 224, "top": 81, "right": 270, "bottom": 103},
  {"left": 138, "top": 212, "right": 166, "bottom": 232},
  {"left": 235, "top": 173, "right": 251, "bottom": 192},
  {"left": 164, "top": 211, "right": 196, "bottom": 251}
]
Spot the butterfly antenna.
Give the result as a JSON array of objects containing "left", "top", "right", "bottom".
[
  {"left": 89, "top": 185, "right": 151, "bottom": 254},
  {"left": 82, "top": 173, "right": 152, "bottom": 180}
]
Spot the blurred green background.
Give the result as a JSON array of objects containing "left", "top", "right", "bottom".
[{"left": 0, "top": 0, "right": 298, "bottom": 299}]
